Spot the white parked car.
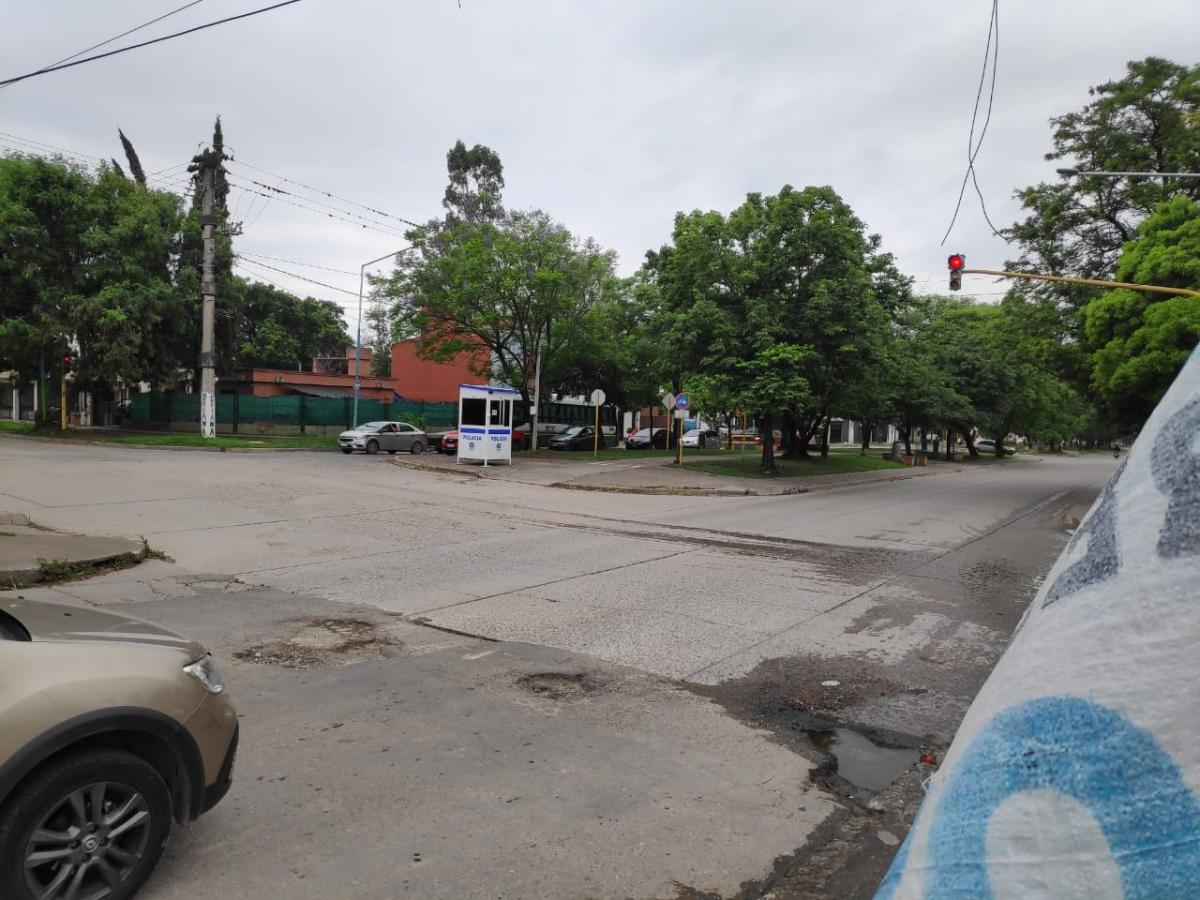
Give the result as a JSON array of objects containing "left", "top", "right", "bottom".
[
  {"left": 681, "top": 428, "right": 721, "bottom": 449},
  {"left": 337, "top": 421, "right": 427, "bottom": 455},
  {"left": 974, "top": 437, "right": 1015, "bottom": 455}
]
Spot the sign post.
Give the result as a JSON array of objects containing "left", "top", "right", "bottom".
[
  {"left": 661, "top": 393, "right": 675, "bottom": 452},
  {"left": 674, "top": 393, "right": 690, "bottom": 466},
  {"left": 590, "top": 388, "right": 606, "bottom": 456}
]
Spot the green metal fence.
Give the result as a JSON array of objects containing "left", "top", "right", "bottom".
[{"left": 130, "top": 393, "right": 458, "bottom": 430}]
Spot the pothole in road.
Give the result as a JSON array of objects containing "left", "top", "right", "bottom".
[
  {"left": 806, "top": 727, "right": 922, "bottom": 792},
  {"left": 516, "top": 672, "right": 600, "bottom": 700},
  {"left": 234, "top": 618, "right": 401, "bottom": 668}
]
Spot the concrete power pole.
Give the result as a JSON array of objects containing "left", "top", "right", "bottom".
[{"left": 193, "top": 151, "right": 219, "bottom": 438}]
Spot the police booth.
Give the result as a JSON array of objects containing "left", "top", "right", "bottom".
[{"left": 457, "top": 384, "right": 519, "bottom": 466}]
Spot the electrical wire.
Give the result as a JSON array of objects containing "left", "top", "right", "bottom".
[
  {"left": 238, "top": 250, "right": 362, "bottom": 276},
  {"left": 227, "top": 158, "right": 422, "bottom": 228},
  {"left": 940, "top": 0, "right": 1003, "bottom": 245},
  {"left": 16, "top": 1, "right": 208, "bottom": 82},
  {"left": 233, "top": 256, "right": 361, "bottom": 297},
  {"left": 0, "top": 0, "right": 304, "bottom": 88},
  {"left": 226, "top": 172, "right": 417, "bottom": 233},
  {"left": 227, "top": 182, "right": 410, "bottom": 238}
]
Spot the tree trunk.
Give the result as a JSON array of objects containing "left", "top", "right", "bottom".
[
  {"left": 725, "top": 413, "right": 734, "bottom": 450},
  {"left": 964, "top": 432, "right": 978, "bottom": 458},
  {"left": 945, "top": 429, "right": 954, "bottom": 461},
  {"left": 920, "top": 427, "right": 928, "bottom": 452},
  {"left": 760, "top": 410, "right": 777, "bottom": 474},
  {"left": 861, "top": 419, "right": 872, "bottom": 456},
  {"left": 820, "top": 417, "right": 830, "bottom": 458},
  {"left": 902, "top": 421, "right": 912, "bottom": 455},
  {"left": 779, "top": 410, "right": 798, "bottom": 458}
]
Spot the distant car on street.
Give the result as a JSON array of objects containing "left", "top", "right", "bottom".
[
  {"left": 681, "top": 428, "right": 720, "bottom": 449},
  {"left": 974, "top": 438, "right": 1015, "bottom": 455},
  {"left": 338, "top": 421, "right": 426, "bottom": 455},
  {"left": 626, "top": 428, "right": 668, "bottom": 450},
  {"left": 548, "top": 425, "right": 602, "bottom": 451},
  {"left": 0, "top": 595, "right": 238, "bottom": 900}
]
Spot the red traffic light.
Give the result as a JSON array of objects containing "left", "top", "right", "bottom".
[
  {"left": 62, "top": 354, "right": 73, "bottom": 366},
  {"left": 947, "top": 254, "right": 965, "bottom": 271}
]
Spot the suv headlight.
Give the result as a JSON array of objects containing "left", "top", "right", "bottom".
[{"left": 184, "top": 654, "right": 225, "bottom": 694}]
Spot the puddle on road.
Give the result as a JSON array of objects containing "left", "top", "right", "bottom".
[{"left": 807, "top": 728, "right": 920, "bottom": 791}]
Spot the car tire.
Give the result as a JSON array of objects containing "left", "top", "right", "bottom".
[
  {"left": 366, "top": 440, "right": 379, "bottom": 455},
  {"left": 341, "top": 448, "right": 352, "bottom": 454},
  {"left": 0, "top": 749, "right": 172, "bottom": 900},
  {"left": 410, "top": 441, "right": 425, "bottom": 454}
]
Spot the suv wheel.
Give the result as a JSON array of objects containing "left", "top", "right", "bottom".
[{"left": 0, "top": 749, "right": 172, "bottom": 900}]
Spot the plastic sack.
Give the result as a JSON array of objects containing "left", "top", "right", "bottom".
[{"left": 878, "top": 347, "right": 1200, "bottom": 899}]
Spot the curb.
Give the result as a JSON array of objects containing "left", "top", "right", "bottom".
[
  {"left": 1, "top": 544, "right": 146, "bottom": 589},
  {"left": 1, "top": 433, "right": 333, "bottom": 453},
  {"left": 392, "top": 457, "right": 484, "bottom": 478}
]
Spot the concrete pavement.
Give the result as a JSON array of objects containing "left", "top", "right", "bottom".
[
  {"left": 0, "top": 435, "right": 1115, "bottom": 897},
  {"left": 0, "top": 511, "right": 145, "bottom": 585}
]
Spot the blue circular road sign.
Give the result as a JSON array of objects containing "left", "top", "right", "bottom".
[{"left": 676, "top": 394, "right": 690, "bottom": 410}]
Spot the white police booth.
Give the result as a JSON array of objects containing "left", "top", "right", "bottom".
[{"left": 457, "top": 384, "right": 519, "bottom": 466}]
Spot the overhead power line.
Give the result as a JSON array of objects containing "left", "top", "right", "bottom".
[
  {"left": 234, "top": 255, "right": 361, "bottom": 297},
  {"left": 226, "top": 173, "right": 414, "bottom": 235},
  {"left": 227, "top": 158, "right": 422, "bottom": 229},
  {"left": 227, "top": 181, "right": 410, "bottom": 238},
  {"left": 17, "top": 0, "right": 208, "bottom": 83},
  {"left": 0, "top": 0, "right": 304, "bottom": 88},
  {"left": 941, "top": 0, "right": 1003, "bottom": 245},
  {"left": 238, "top": 250, "right": 362, "bottom": 276}
]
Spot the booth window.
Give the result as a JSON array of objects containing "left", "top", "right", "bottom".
[
  {"left": 490, "top": 400, "right": 510, "bottom": 427},
  {"left": 461, "top": 398, "right": 486, "bottom": 426}
]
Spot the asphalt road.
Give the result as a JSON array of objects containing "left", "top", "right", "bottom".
[{"left": 0, "top": 438, "right": 1114, "bottom": 898}]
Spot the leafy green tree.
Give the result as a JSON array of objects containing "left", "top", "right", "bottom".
[
  {"left": 384, "top": 142, "right": 620, "bottom": 435},
  {"left": 234, "top": 281, "right": 350, "bottom": 371},
  {"left": 1084, "top": 196, "right": 1200, "bottom": 427},
  {"left": 0, "top": 155, "right": 189, "bottom": 412}
]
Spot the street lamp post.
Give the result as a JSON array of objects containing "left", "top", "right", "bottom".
[
  {"left": 1056, "top": 167, "right": 1200, "bottom": 180},
  {"left": 354, "top": 247, "right": 407, "bottom": 428}
]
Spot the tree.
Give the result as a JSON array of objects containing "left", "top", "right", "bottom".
[
  {"left": 117, "top": 129, "right": 146, "bottom": 186},
  {"left": 1084, "top": 196, "right": 1200, "bottom": 427},
  {"left": 1007, "top": 58, "right": 1200, "bottom": 301},
  {"left": 384, "top": 142, "right": 620, "bottom": 434},
  {"left": 645, "top": 185, "right": 903, "bottom": 472},
  {"left": 234, "top": 281, "right": 350, "bottom": 371},
  {"left": 0, "top": 155, "right": 189, "bottom": 411}
]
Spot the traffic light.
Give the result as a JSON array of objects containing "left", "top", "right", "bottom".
[
  {"left": 948, "top": 253, "right": 965, "bottom": 291},
  {"left": 62, "top": 353, "right": 73, "bottom": 368}
]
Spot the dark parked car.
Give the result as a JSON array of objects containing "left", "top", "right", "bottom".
[
  {"left": 548, "top": 425, "right": 602, "bottom": 451},
  {"left": 626, "top": 428, "right": 668, "bottom": 450}
]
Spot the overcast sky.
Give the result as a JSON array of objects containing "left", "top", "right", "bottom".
[{"left": 3, "top": 0, "right": 1199, "bottom": 324}]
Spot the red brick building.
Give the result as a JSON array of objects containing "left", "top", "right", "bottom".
[{"left": 390, "top": 339, "right": 489, "bottom": 402}]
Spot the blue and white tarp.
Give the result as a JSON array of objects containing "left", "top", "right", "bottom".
[{"left": 878, "top": 347, "right": 1200, "bottom": 899}]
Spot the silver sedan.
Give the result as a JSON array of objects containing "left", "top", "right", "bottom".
[{"left": 338, "top": 421, "right": 427, "bottom": 455}]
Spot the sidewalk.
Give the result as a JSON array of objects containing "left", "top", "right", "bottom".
[
  {"left": 394, "top": 451, "right": 979, "bottom": 496},
  {"left": 0, "top": 513, "right": 146, "bottom": 586}
]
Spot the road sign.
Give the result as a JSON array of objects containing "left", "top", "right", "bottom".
[
  {"left": 673, "top": 409, "right": 686, "bottom": 419},
  {"left": 675, "top": 393, "right": 690, "bottom": 410},
  {"left": 590, "top": 388, "right": 606, "bottom": 406},
  {"left": 661, "top": 392, "right": 676, "bottom": 410}
]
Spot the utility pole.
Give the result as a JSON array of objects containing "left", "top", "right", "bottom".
[
  {"left": 530, "top": 343, "right": 542, "bottom": 452},
  {"left": 190, "top": 149, "right": 221, "bottom": 438}
]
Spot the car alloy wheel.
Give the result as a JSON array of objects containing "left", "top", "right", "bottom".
[
  {"left": 410, "top": 440, "right": 425, "bottom": 454},
  {"left": 24, "top": 780, "right": 153, "bottom": 898},
  {"left": 366, "top": 439, "right": 379, "bottom": 455},
  {"left": 3, "top": 750, "right": 171, "bottom": 900}
]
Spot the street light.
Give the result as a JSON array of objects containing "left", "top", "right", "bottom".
[
  {"left": 355, "top": 247, "right": 407, "bottom": 428},
  {"left": 1056, "top": 167, "right": 1200, "bottom": 180}
]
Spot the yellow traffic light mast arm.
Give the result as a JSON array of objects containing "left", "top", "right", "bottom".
[{"left": 961, "top": 267, "right": 1200, "bottom": 299}]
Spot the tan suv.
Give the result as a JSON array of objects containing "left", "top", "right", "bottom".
[{"left": 0, "top": 595, "right": 238, "bottom": 900}]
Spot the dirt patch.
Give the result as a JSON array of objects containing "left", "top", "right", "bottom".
[
  {"left": 234, "top": 618, "right": 401, "bottom": 668},
  {"left": 516, "top": 672, "right": 603, "bottom": 700}
]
